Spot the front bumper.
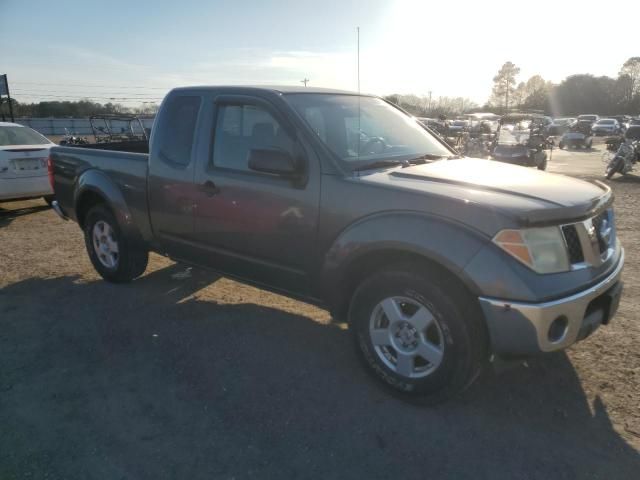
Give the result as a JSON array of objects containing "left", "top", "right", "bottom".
[{"left": 478, "top": 249, "right": 624, "bottom": 355}]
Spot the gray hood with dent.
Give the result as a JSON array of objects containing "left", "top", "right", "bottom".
[{"left": 359, "top": 159, "right": 610, "bottom": 228}]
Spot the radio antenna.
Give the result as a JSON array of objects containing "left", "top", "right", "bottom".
[
  {"left": 357, "top": 26, "right": 361, "bottom": 168},
  {"left": 357, "top": 26, "right": 360, "bottom": 94}
]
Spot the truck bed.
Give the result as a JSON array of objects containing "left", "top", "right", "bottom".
[
  {"left": 70, "top": 140, "right": 149, "bottom": 154},
  {"left": 49, "top": 145, "right": 152, "bottom": 240}
]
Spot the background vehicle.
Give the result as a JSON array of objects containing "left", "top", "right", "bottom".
[
  {"left": 59, "top": 128, "right": 89, "bottom": 146},
  {"left": 490, "top": 113, "right": 550, "bottom": 170},
  {"left": 49, "top": 86, "right": 624, "bottom": 402},
  {"left": 0, "top": 122, "right": 55, "bottom": 203},
  {"left": 559, "top": 120, "right": 594, "bottom": 149},
  {"left": 592, "top": 118, "right": 621, "bottom": 136},
  {"left": 547, "top": 117, "right": 576, "bottom": 136},
  {"left": 577, "top": 114, "right": 599, "bottom": 125},
  {"left": 64, "top": 115, "right": 151, "bottom": 153},
  {"left": 604, "top": 138, "right": 638, "bottom": 179},
  {"left": 611, "top": 115, "right": 630, "bottom": 131}
]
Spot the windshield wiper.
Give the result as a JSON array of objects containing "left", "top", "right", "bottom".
[
  {"left": 407, "top": 153, "right": 463, "bottom": 162},
  {"left": 352, "top": 159, "right": 408, "bottom": 172}
]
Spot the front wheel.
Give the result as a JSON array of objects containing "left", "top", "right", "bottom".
[
  {"left": 84, "top": 205, "right": 148, "bottom": 283},
  {"left": 537, "top": 158, "right": 548, "bottom": 170},
  {"left": 349, "top": 268, "right": 488, "bottom": 403}
]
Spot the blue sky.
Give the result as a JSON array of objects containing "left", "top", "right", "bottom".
[{"left": 2, "top": 0, "right": 639, "bottom": 106}]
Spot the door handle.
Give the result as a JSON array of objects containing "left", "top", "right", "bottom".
[{"left": 200, "top": 180, "right": 220, "bottom": 197}]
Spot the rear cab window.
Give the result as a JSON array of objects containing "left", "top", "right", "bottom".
[{"left": 156, "top": 95, "right": 202, "bottom": 167}]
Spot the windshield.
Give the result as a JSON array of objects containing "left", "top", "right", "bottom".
[
  {"left": 0, "top": 126, "right": 51, "bottom": 146},
  {"left": 598, "top": 119, "right": 614, "bottom": 125},
  {"left": 285, "top": 94, "right": 451, "bottom": 168}
]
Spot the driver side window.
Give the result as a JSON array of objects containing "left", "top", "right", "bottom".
[{"left": 212, "top": 103, "right": 294, "bottom": 172}]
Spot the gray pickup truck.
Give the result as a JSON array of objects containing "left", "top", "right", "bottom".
[{"left": 49, "top": 86, "right": 624, "bottom": 401}]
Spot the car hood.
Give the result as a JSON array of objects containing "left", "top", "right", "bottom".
[{"left": 358, "top": 159, "right": 610, "bottom": 227}]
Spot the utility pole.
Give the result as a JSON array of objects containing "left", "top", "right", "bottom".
[
  {"left": 301, "top": 78, "right": 309, "bottom": 87},
  {"left": 428, "top": 90, "right": 432, "bottom": 114}
]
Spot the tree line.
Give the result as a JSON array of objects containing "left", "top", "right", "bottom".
[
  {"left": 1, "top": 99, "right": 159, "bottom": 118},
  {"left": 489, "top": 57, "right": 640, "bottom": 116},
  {"left": 384, "top": 57, "right": 640, "bottom": 119}
]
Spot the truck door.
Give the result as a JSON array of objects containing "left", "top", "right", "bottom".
[
  {"left": 147, "top": 94, "right": 202, "bottom": 257},
  {"left": 192, "top": 95, "right": 321, "bottom": 296}
]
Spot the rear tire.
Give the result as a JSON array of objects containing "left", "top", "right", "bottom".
[
  {"left": 83, "top": 205, "right": 148, "bottom": 283},
  {"left": 348, "top": 267, "right": 488, "bottom": 404}
]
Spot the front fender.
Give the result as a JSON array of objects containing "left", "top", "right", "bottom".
[
  {"left": 75, "top": 169, "right": 142, "bottom": 243},
  {"left": 320, "top": 212, "right": 490, "bottom": 301}
]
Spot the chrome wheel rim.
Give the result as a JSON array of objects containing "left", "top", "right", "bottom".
[
  {"left": 92, "top": 220, "right": 119, "bottom": 269},
  {"left": 369, "top": 296, "right": 444, "bottom": 379}
]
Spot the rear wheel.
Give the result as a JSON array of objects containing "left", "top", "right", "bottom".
[
  {"left": 83, "top": 205, "right": 148, "bottom": 283},
  {"left": 349, "top": 268, "right": 488, "bottom": 404}
]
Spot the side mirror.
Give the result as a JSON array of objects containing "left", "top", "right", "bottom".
[{"left": 248, "top": 148, "right": 298, "bottom": 176}]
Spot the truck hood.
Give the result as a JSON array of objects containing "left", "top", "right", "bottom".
[{"left": 359, "top": 159, "right": 611, "bottom": 226}]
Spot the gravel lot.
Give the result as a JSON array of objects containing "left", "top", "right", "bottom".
[{"left": 1, "top": 145, "right": 639, "bottom": 479}]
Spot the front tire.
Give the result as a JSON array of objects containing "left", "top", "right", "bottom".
[
  {"left": 349, "top": 268, "right": 488, "bottom": 403},
  {"left": 537, "top": 158, "right": 547, "bottom": 170},
  {"left": 84, "top": 205, "right": 148, "bottom": 283}
]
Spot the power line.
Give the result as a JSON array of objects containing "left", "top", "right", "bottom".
[
  {"left": 12, "top": 89, "right": 164, "bottom": 96},
  {"left": 13, "top": 81, "right": 170, "bottom": 90},
  {"left": 12, "top": 94, "right": 163, "bottom": 101}
]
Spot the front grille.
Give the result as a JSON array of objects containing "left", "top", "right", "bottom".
[
  {"left": 591, "top": 211, "right": 609, "bottom": 254},
  {"left": 562, "top": 225, "right": 584, "bottom": 264}
]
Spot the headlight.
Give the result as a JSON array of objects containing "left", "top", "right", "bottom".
[{"left": 493, "top": 227, "right": 570, "bottom": 274}]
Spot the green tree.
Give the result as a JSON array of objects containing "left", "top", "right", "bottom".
[
  {"left": 490, "top": 61, "right": 520, "bottom": 112},
  {"left": 619, "top": 57, "right": 640, "bottom": 96}
]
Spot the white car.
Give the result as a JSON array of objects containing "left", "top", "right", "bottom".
[{"left": 0, "top": 122, "right": 55, "bottom": 203}]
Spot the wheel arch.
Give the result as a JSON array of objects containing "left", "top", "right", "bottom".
[
  {"left": 320, "top": 213, "right": 488, "bottom": 319},
  {"left": 74, "top": 169, "right": 143, "bottom": 244}
]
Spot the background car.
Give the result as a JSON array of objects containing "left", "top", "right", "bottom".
[
  {"left": 577, "top": 114, "right": 599, "bottom": 124},
  {"left": 547, "top": 117, "right": 576, "bottom": 136},
  {"left": 624, "top": 125, "right": 640, "bottom": 141},
  {"left": 611, "top": 115, "right": 630, "bottom": 131},
  {"left": 0, "top": 122, "right": 55, "bottom": 204},
  {"left": 592, "top": 118, "right": 621, "bottom": 136}
]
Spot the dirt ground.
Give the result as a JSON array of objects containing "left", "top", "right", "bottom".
[{"left": 1, "top": 146, "right": 639, "bottom": 479}]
